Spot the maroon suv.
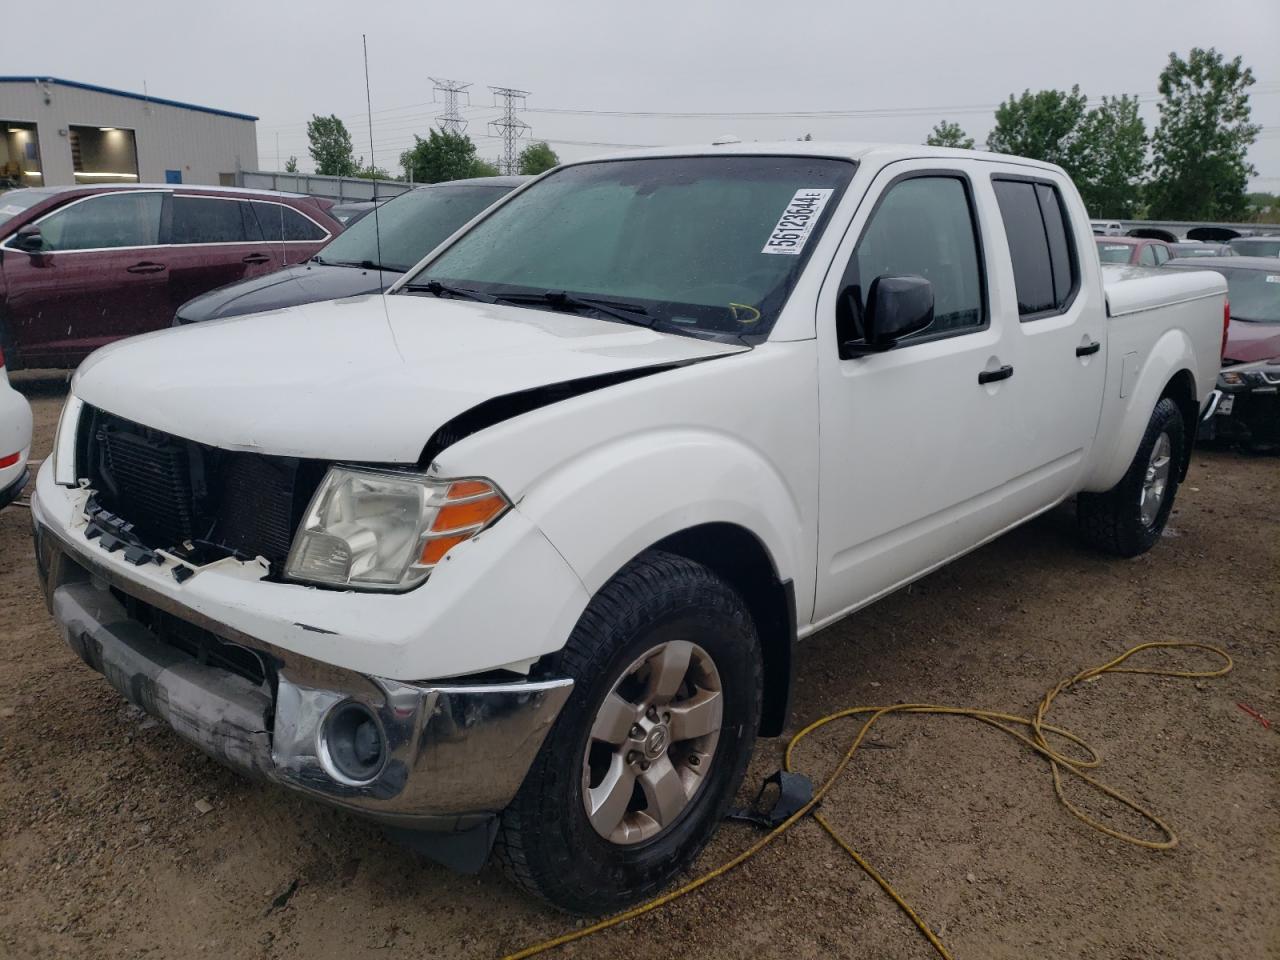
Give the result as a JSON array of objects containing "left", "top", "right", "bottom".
[{"left": 0, "top": 184, "right": 342, "bottom": 369}]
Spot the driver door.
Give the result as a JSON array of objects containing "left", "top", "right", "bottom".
[{"left": 813, "top": 162, "right": 1021, "bottom": 623}]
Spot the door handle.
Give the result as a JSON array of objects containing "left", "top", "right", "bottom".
[
  {"left": 242, "top": 253, "right": 271, "bottom": 265},
  {"left": 978, "top": 364, "right": 1014, "bottom": 385},
  {"left": 1076, "top": 341, "right": 1101, "bottom": 357},
  {"left": 126, "top": 261, "right": 166, "bottom": 274}
]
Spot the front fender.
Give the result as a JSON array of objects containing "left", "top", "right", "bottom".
[
  {"left": 1081, "top": 328, "right": 1198, "bottom": 493},
  {"left": 516, "top": 428, "right": 809, "bottom": 607}
]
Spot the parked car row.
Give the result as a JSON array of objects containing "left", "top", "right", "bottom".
[
  {"left": 1162, "top": 256, "right": 1280, "bottom": 451},
  {"left": 174, "top": 176, "right": 526, "bottom": 324},
  {"left": 0, "top": 178, "right": 533, "bottom": 367},
  {"left": 30, "top": 141, "right": 1228, "bottom": 913},
  {"left": 0, "top": 184, "right": 343, "bottom": 369}
]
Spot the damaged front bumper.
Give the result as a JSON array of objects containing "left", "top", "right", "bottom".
[{"left": 33, "top": 498, "right": 572, "bottom": 867}]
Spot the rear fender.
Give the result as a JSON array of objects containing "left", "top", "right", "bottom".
[{"left": 1081, "top": 329, "right": 1198, "bottom": 493}]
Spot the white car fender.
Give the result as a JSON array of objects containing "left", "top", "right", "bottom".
[
  {"left": 514, "top": 427, "right": 806, "bottom": 600},
  {"left": 1082, "top": 326, "right": 1201, "bottom": 493}
]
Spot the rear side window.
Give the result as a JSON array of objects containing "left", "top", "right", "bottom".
[
  {"left": 840, "top": 174, "right": 985, "bottom": 344},
  {"left": 992, "top": 178, "right": 1079, "bottom": 319},
  {"left": 170, "top": 196, "right": 247, "bottom": 244},
  {"left": 33, "top": 192, "right": 163, "bottom": 251},
  {"left": 248, "top": 202, "right": 327, "bottom": 242},
  {"left": 1139, "top": 245, "right": 1158, "bottom": 267}
]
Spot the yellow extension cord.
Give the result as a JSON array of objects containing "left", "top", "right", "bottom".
[{"left": 502, "top": 641, "right": 1233, "bottom": 960}]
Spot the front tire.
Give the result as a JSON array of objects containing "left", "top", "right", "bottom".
[
  {"left": 495, "top": 550, "right": 761, "bottom": 915},
  {"left": 1077, "top": 397, "right": 1185, "bottom": 557}
]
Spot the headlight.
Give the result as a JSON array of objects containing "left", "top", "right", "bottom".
[
  {"left": 51, "top": 395, "right": 84, "bottom": 486},
  {"left": 285, "top": 467, "right": 510, "bottom": 590},
  {"left": 1218, "top": 369, "right": 1248, "bottom": 387}
]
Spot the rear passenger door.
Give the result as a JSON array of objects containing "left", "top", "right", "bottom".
[
  {"left": 244, "top": 200, "right": 331, "bottom": 268},
  {"left": 162, "top": 195, "right": 275, "bottom": 314},
  {"left": 989, "top": 173, "right": 1106, "bottom": 501}
]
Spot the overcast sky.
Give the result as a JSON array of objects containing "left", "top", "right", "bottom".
[{"left": 6, "top": 0, "right": 1278, "bottom": 187}]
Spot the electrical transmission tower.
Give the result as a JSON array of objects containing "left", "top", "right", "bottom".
[
  {"left": 489, "top": 86, "right": 532, "bottom": 174},
  {"left": 430, "top": 77, "right": 471, "bottom": 135}
]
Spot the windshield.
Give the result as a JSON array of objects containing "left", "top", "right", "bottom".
[
  {"left": 1096, "top": 242, "right": 1133, "bottom": 263},
  {"left": 405, "top": 155, "right": 856, "bottom": 339},
  {"left": 1223, "top": 269, "right": 1280, "bottom": 323},
  {"left": 319, "top": 184, "right": 514, "bottom": 272},
  {"left": 0, "top": 188, "right": 57, "bottom": 227}
]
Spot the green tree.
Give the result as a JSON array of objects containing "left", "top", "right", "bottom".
[
  {"left": 986, "top": 86, "right": 1089, "bottom": 179},
  {"left": 925, "top": 120, "right": 975, "bottom": 150},
  {"left": 400, "top": 129, "right": 495, "bottom": 183},
  {"left": 306, "top": 114, "right": 357, "bottom": 177},
  {"left": 284, "top": 156, "right": 299, "bottom": 174},
  {"left": 517, "top": 141, "right": 560, "bottom": 175},
  {"left": 353, "top": 158, "right": 393, "bottom": 181},
  {"left": 1146, "top": 48, "right": 1260, "bottom": 221},
  {"left": 1075, "top": 95, "right": 1147, "bottom": 219}
]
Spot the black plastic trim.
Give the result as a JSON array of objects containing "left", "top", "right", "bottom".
[
  {"left": 418, "top": 358, "right": 719, "bottom": 466},
  {"left": 0, "top": 467, "right": 28, "bottom": 511}
]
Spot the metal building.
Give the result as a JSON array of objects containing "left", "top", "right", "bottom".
[{"left": 1, "top": 76, "right": 258, "bottom": 189}]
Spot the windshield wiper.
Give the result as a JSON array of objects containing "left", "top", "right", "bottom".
[
  {"left": 495, "top": 290, "right": 654, "bottom": 328},
  {"left": 404, "top": 279, "right": 498, "bottom": 303}
]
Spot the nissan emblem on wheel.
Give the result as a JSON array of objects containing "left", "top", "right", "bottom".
[{"left": 30, "top": 142, "right": 1227, "bottom": 916}]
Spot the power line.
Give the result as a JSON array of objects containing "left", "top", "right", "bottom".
[
  {"left": 430, "top": 78, "right": 471, "bottom": 135},
  {"left": 489, "top": 86, "right": 531, "bottom": 174}
]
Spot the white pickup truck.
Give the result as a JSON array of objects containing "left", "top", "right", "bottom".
[{"left": 32, "top": 143, "right": 1227, "bottom": 915}]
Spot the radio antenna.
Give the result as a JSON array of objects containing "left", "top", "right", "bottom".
[{"left": 362, "top": 34, "right": 385, "bottom": 285}]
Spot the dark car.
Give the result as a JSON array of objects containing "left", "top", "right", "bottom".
[
  {"left": 1162, "top": 256, "right": 1280, "bottom": 450},
  {"left": 1095, "top": 235, "right": 1173, "bottom": 266},
  {"left": 1169, "top": 241, "right": 1234, "bottom": 259},
  {"left": 174, "top": 176, "right": 527, "bottom": 325},
  {"left": 1227, "top": 237, "right": 1280, "bottom": 258},
  {"left": 329, "top": 198, "right": 391, "bottom": 226},
  {"left": 0, "top": 184, "right": 342, "bottom": 369}
]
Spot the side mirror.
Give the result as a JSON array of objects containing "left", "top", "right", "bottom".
[
  {"left": 841, "top": 275, "right": 935, "bottom": 357},
  {"left": 14, "top": 225, "right": 44, "bottom": 253}
]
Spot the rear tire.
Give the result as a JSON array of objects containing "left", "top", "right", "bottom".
[
  {"left": 1077, "top": 397, "right": 1185, "bottom": 557},
  {"left": 495, "top": 550, "right": 761, "bottom": 915}
]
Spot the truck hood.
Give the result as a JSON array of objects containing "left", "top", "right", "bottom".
[
  {"left": 74, "top": 294, "right": 747, "bottom": 463},
  {"left": 1224, "top": 320, "right": 1280, "bottom": 364},
  {"left": 174, "top": 262, "right": 396, "bottom": 324}
]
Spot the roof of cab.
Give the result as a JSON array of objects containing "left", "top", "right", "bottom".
[{"left": 571, "top": 140, "right": 1067, "bottom": 174}]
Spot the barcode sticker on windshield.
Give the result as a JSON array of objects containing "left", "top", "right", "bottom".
[
  {"left": 762, "top": 188, "right": 833, "bottom": 255},
  {"left": 1267, "top": 275, "right": 1280, "bottom": 284}
]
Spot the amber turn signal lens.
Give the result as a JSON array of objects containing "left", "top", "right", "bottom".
[
  {"left": 446, "top": 479, "right": 493, "bottom": 499},
  {"left": 419, "top": 533, "right": 470, "bottom": 565},
  {"left": 431, "top": 494, "right": 507, "bottom": 532}
]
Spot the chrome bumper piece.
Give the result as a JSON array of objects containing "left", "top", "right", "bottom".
[{"left": 34, "top": 500, "right": 572, "bottom": 833}]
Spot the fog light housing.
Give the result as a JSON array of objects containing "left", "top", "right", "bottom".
[{"left": 319, "top": 701, "right": 386, "bottom": 785}]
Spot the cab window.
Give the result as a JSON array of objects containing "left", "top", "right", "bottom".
[
  {"left": 992, "top": 178, "right": 1079, "bottom": 319},
  {"left": 838, "top": 174, "right": 985, "bottom": 347},
  {"left": 30, "top": 192, "right": 163, "bottom": 251},
  {"left": 170, "top": 196, "right": 249, "bottom": 244}
]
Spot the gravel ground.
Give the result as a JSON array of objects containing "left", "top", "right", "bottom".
[{"left": 1, "top": 372, "right": 1277, "bottom": 960}]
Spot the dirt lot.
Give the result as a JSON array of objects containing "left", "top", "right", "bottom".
[{"left": 1, "top": 373, "right": 1276, "bottom": 960}]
